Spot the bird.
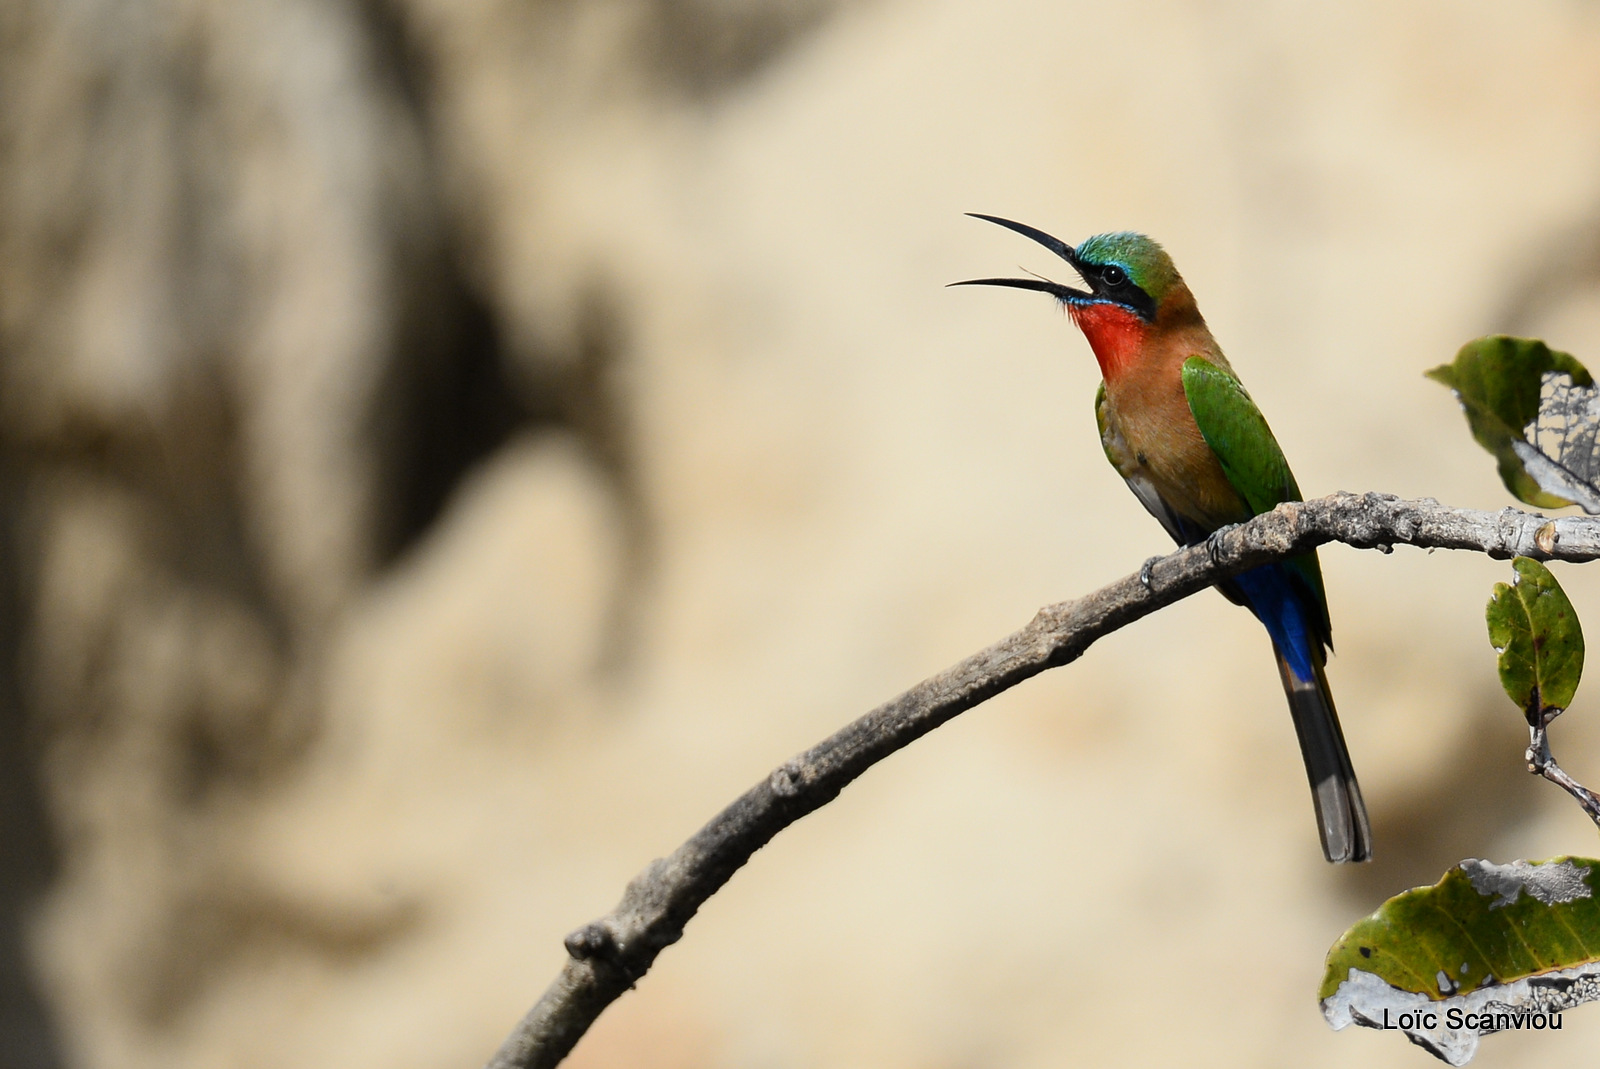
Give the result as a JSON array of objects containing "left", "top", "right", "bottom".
[{"left": 953, "top": 214, "right": 1370, "bottom": 863}]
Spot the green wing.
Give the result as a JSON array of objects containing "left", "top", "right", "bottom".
[
  {"left": 1181, "top": 357, "right": 1302, "bottom": 513},
  {"left": 1181, "top": 356, "right": 1331, "bottom": 639},
  {"left": 1093, "top": 382, "right": 1115, "bottom": 466}
]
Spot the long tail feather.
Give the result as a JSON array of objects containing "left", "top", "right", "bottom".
[{"left": 1275, "top": 647, "right": 1371, "bottom": 863}]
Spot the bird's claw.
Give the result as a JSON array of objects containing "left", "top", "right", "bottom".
[
  {"left": 1139, "top": 556, "right": 1160, "bottom": 589},
  {"left": 1205, "top": 525, "right": 1236, "bottom": 566}
]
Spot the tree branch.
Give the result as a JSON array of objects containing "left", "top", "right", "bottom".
[
  {"left": 1525, "top": 720, "right": 1600, "bottom": 826},
  {"left": 485, "top": 492, "right": 1600, "bottom": 1069}
]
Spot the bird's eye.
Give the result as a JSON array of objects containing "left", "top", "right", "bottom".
[{"left": 1101, "top": 265, "right": 1126, "bottom": 286}]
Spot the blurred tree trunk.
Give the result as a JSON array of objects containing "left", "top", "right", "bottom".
[{"left": 0, "top": 0, "right": 831, "bottom": 1064}]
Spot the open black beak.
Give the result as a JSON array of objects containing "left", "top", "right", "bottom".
[{"left": 948, "top": 214, "right": 1091, "bottom": 302}]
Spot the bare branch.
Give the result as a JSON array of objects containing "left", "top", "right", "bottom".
[
  {"left": 1525, "top": 722, "right": 1600, "bottom": 826},
  {"left": 1525, "top": 679, "right": 1600, "bottom": 829},
  {"left": 485, "top": 492, "right": 1600, "bottom": 1069}
]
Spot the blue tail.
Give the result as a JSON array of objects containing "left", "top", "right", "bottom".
[
  {"left": 1230, "top": 563, "right": 1371, "bottom": 862},
  {"left": 1230, "top": 564, "right": 1320, "bottom": 682}
]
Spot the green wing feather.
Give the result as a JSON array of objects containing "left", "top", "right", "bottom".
[
  {"left": 1181, "top": 358, "right": 1301, "bottom": 511},
  {"left": 1093, "top": 382, "right": 1118, "bottom": 467},
  {"left": 1181, "top": 356, "right": 1332, "bottom": 642}
]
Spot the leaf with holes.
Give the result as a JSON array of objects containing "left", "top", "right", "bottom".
[
  {"left": 1486, "top": 557, "right": 1584, "bottom": 720},
  {"left": 1323, "top": 857, "right": 1600, "bottom": 1065},
  {"left": 1428, "top": 335, "right": 1600, "bottom": 511}
]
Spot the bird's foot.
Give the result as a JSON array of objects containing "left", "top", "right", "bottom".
[
  {"left": 1139, "top": 556, "right": 1161, "bottom": 589},
  {"left": 1204, "top": 524, "right": 1238, "bottom": 566}
]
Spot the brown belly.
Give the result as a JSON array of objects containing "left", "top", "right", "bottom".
[{"left": 1103, "top": 378, "right": 1250, "bottom": 530}]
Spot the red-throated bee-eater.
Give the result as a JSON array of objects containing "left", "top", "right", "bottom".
[{"left": 955, "top": 214, "right": 1370, "bottom": 863}]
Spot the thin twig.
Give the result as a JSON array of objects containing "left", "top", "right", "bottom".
[
  {"left": 1527, "top": 720, "right": 1600, "bottom": 828},
  {"left": 486, "top": 492, "right": 1600, "bottom": 1069}
]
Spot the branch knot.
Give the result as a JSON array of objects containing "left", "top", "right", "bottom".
[
  {"left": 1494, "top": 507, "right": 1523, "bottom": 559},
  {"left": 769, "top": 762, "right": 804, "bottom": 798},
  {"left": 563, "top": 923, "right": 619, "bottom": 962}
]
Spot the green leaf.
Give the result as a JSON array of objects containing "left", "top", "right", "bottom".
[
  {"left": 1486, "top": 557, "right": 1584, "bottom": 719},
  {"left": 1427, "top": 335, "right": 1594, "bottom": 509},
  {"left": 1323, "top": 857, "right": 1600, "bottom": 1065}
]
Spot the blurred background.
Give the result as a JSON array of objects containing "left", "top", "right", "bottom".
[{"left": 6, "top": 1, "right": 1600, "bottom": 1066}]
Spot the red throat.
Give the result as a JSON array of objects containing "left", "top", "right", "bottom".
[{"left": 1069, "top": 302, "right": 1149, "bottom": 382}]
